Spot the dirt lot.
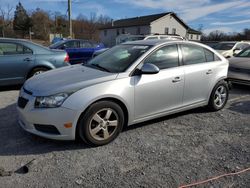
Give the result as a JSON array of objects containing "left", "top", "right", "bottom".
[{"left": 0, "top": 85, "right": 249, "bottom": 188}]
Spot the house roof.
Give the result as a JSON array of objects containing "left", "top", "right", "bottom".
[
  {"left": 99, "top": 12, "right": 201, "bottom": 35},
  {"left": 187, "top": 28, "right": 202, "bottom": 34},
  {"left": 100, "top": 12, "right": 171, "bottom": 29}
]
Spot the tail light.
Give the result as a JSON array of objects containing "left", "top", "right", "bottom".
[{"left": 64, "top": 53, "right": 70, "bottom": 63}]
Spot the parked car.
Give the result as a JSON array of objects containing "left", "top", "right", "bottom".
[
  {"left": 228, "top": 47, "right": 250, "bottom": 85},
  {"left": 51, "top": 37, "right": 66, "bottom": 44},
  {"left": 213, "top": 41, "right": 250, "bottom": 58},
  {"left": 17, "top": 40, "right": 229, "bottom": 146},
  {"left": 116, "top": 34, "right": 185, "bottom": 45},
  {"left": 49, "top": 39, "right": 105, "bottom": 65},
  {"left": 92, "top": 48, "right": 109, "bottom": 58},
  {"left": 0, "top": 38, "right": 70, "bottom": 86}
]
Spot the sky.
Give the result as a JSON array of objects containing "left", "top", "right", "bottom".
[{"left": 1, "top": 0, "right": 250, "bottom": 34}]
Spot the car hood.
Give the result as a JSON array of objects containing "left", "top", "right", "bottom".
[
  {"left": 229, "top": 57, "right": 250, "bottom": 69},
  {"left": 24, "top": 65, "right": 118, "bottom": 96}
]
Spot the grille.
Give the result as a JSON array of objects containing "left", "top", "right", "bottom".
[
  {"left": 18, "top": 97, "right": 29, "bottom": 109},
  {"left": 34, "top": 124, "right": 60, "bottom": 135}
]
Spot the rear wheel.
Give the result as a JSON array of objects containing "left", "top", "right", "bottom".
[
  {"left": 208, "top": 81, "right": 229, "bottom": 111},
  {"left": 29, "top": 67, "right": 49, "bottom": 78},
  {"left": 77, "top": 101, "right": 124, "bottom": 146}
]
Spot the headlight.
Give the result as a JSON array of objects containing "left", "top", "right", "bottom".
[{"left": 35, "top": 93, "right": 70, "bottom": 108}]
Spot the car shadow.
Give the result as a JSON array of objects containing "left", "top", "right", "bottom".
[
  {"left": 0, "top": 103, "right": 89, "bottom": 156},
  {"left": 0, "top": 102, "right": 209, "bottom": 156},
  {"left": 0, "top": 85, "right": 22, "bottom": 92},
  {"left": 228, "top": 100, "right": 250, "bottom": 114}
]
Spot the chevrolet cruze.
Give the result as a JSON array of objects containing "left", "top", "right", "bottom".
[{"left": 17, "top": 40, "right": 229, "bottom": 146}]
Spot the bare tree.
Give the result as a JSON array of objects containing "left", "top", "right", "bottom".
[{"left": 0, "top": 5, "right": 13, "bottom": 37}]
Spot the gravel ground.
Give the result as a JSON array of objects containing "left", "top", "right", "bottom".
[{"left": 0, "top": 85, "right": 249, "bottom": 188}]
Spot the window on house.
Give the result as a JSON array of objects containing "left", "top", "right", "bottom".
[
  {"left": 137, "top": 27, "right": 141, "bottom": 35},
  {"left": 172, "top": 28, "right": 176, "bottom": 35},
  {"left": 122, "top": 28, "right": 125, "bottom": 34},
  {"left": 196, "top": 35, "right": 199, "bottom": 40},
  {"left": 165, "top": 27, "right": 169, "bottom": 34},
  {"left": 104, "top": 30, "right": 107, "bottom": 36},
  {"left": 116, "top": 29, "right": 120, "bottom": 36},
  {"left": 190, "top": 34, "right": 193, "bottom": 40}
]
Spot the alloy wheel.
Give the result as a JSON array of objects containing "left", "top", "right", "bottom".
[
  {"left": 214, "top": 85, "right": 227, "bottom": 108},
  {"left": 89, "top": 108, "right": 119, "bottom": 141}
]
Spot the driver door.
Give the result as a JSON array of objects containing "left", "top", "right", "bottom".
[{"left": 134, "top": 44, "right": 184, "bottom": 119}]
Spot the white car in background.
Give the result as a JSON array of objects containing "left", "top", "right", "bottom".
[{"left": 213, "top": 41, "right": 250, "bottom": 58}]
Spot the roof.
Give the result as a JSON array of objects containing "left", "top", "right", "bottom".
[
  {"left": 187, "top": 28, "right": 202, "bottom": 34},
  {"left": 100, "top": 12, "right": 171, "bottom": 29},
  {"left": 99, "top": 12, "right": 201, "bottom": 36},
  {"left": 123, "top": 39, "right": 204, "bottom": 46}
]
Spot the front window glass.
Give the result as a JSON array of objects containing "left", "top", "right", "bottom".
[
  {"left": 86, "top": 44, "right": 151, "bottom": 73},
  {"left": 144, "top": 45, "right": 179, "bottom": 69}
]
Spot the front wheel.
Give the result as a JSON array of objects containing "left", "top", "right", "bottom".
[
  {"left": 207, "top": 81, "right": 229, "bottom": 111},
  {"left": 77, "top": 101, "right": 124, "bottom": 146}
]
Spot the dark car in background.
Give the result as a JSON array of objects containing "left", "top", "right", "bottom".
[
  {"left": 228, "top": 47, "right": 250, "bottom": 85},
  {"left": 0, "top": 38, "right": 70, "bottom": 86},
  {"left": 49, "top": 39, "right": 106, "bottom": 64}
]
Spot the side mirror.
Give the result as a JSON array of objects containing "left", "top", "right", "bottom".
[{"left": 140, "top": 63, "right": 160, "bottom": 74}]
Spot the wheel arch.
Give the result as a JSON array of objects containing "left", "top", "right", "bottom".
[
  {"left": 75, "top": 97, "right": 129, "bottom": 138},
  {"left": 26, "top": 65, "right": 53, "bottom": 79}
]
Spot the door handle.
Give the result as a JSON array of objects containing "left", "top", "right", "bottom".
[
  {"left": 23, "top": 58, "right": 32, "bottom": 62},
  {"left": 172, "top": 77, "right": 182, "bottom": 83},
  {"left": 206, "top": 69, "right": 213, "bottom": 75}
]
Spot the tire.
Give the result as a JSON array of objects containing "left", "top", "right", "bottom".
[
  {"left": 207, "top": 81, "right": 229, "bottom": 111},
  {"left": 29, "top": 67, "right": 49, "bottom": 78},
  {"left": 77, "top": 101, "right": 124, "bottom": 146}
]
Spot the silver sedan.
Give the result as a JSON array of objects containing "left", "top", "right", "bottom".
[{"left": 17, "top": 40, "right": 229, "bottom": 146}]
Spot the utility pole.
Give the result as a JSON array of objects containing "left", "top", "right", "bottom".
[{"left": 68, "top": 0, "right": 72, "bottom": 38}]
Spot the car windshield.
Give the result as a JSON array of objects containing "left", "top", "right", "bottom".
[
  {"left": 235, "top": 47, "right": 250, "bottom": 57},
  {"left": 213, "top": 43, "right": 236, "bottom": 50},
  {"left": 85, "top": 44, "right": 151, "bottom": 73}
]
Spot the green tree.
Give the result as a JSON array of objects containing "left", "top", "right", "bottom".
[{"left": 13, "top": 2, "right": 32, "bottom": 37}]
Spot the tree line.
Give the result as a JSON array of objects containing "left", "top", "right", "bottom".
[
  {"left": 0, "top": 2, "right": 112, "bottom": 42},
  {"left": 0, "top": 2, "right": 249, "bottom": 42}
]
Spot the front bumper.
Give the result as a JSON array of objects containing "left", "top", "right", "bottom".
[{"left": 17, "top": 89, "right": 79, "bottom": 140}]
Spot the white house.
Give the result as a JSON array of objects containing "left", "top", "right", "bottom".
[{"left": 99, "top": 12, "right": 201, "bottom": 47}]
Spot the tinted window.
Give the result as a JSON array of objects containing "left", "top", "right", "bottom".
[
  {"left": 144, "top": 45, "right": 179, "bottom": 69},
  {"left": 213, "top": 43, "right": 236, "bottom": 50},
  {"left": 64, "top": 41, "right": 79, "bottom": 48},
  {"left": 204, "top": 49, "right": 214, "bottom": 62},
  {"left": 0, "top": 43, "right": 32, "bottom": 55},
  {"left": 80, "top": 41, "right": 93, "bottom": 48},
  {"left": 182, "top": 44, "right": 206, "bottom": 65},
  {"left": 236, "top": 43, "right": 249, "bottom": 50}
]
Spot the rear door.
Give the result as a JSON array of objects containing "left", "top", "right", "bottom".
[
  {"left": 180, "top": 44, "right": 220, "bottom": 106},
  {"left": 64, "top": 40, "right": 80, "bottom": 64},
  {"left": 134, "top": 44, "right": 184, "bottom": 119},
  {"left": 0, "top": 42, "right": 34, "bottom": 85},
  {"left": 78, "top": 41, "right": 96, "bottom": 63}
]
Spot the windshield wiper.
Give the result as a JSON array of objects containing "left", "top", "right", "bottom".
[{"left": 90, "top": 64, "right": 111, "bottom": 72}]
